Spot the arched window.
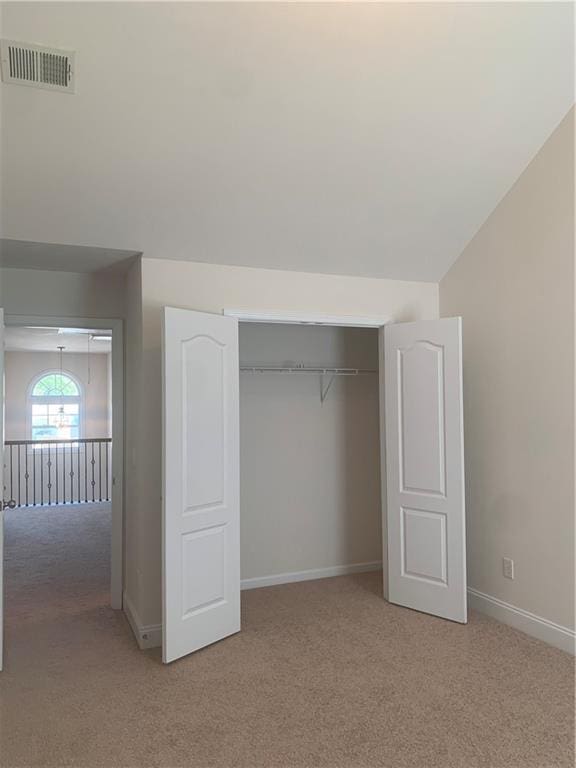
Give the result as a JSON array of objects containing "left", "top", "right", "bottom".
[{"left": 29, "top": 372, "right": 82, "bottom": 441}]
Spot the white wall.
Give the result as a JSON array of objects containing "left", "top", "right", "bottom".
[
  {"left": 4, "top": 351, "right": 111, "bottom": 440},
  {"left": 0, "top": 268, "right": 126, "bottom": 319},
  {"left": 440, "top": 109, "right": 575, "bottom": 631},
  {"left": 125, "top": 257, "right": 438, "bottom": 625},
  {"left": 239, "top": 323, "right": 381, "bottom": 579},
  {"left": 3, "top": 350, "right": 112, "bottom": 506},
  {"left": 123, "top": 259, "right": 143, "bottom": 609}
]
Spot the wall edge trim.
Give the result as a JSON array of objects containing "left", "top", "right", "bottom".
[
  {"left": 124, "top": 576, "right": 574, "bottom": 656},
  {"left": 468, "top": 587, "right": 575, "bottom": 655},
  {"left": 123, "top": 591, "right": 162, "bottom": 650},
  {"left": 240, "top": 561, "right": 383, "bottom": 591}
]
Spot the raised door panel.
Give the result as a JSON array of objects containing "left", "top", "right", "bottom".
[
  {"left": 182, "top": 335, "right": 226, "bottom": 513},
  {"left": 181, "top": 524, "right": 227, "bottom": 617},
  {"left": 398, "top": 342, "right": 446, "bottom": 497},
  {"left": 402, "top": 507, "right": 447, "bottom": 585}
]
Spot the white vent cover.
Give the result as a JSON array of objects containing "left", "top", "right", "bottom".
[{"left": 0, "top": 40, "right": 75, "bottom": 93}]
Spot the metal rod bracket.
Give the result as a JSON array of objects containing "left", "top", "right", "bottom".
[{"left": 320, "top": 373, "right": 336, "bottom": 403}]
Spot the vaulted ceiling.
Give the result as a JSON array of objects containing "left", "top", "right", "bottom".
[{"left": 1, "top": 2, "right": 573, "bottom": 281}]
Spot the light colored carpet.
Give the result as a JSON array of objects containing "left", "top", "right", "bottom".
[{"left": 1, "top": 504, "right": 574, "bottom": 768}]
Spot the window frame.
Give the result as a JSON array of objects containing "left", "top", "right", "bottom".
[{"left": 28, "top": 370, "right": 84, "bottom": 442}]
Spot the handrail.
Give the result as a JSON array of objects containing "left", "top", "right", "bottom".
[
  {"left": 5, "top": 438, "right": 112, "bottom": 446},
  {"left": 3, "top": 437, "right": 112, "bottom": 507}
]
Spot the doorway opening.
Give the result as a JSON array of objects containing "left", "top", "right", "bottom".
[
  {"left": 2, "top": 318, "right": 124, "bottom": 625},
  {"left": 237, "top": 320, "right": 384, "bottom": 592}
]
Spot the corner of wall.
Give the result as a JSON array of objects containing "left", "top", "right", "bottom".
[
  {"left": 123, "top": 256, "right": 146, "bottom": 621},
  {"left": 439, "top": 108, "right": 575, "bottom": 648}
]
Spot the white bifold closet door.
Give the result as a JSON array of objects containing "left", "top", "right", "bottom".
[
  {"left": 0, "top": 308, "right": 4, "bottom": 671},
  {"left": 162, "top": 310, "right": 466, "bottom": 664},
  {"left": 162, "top": 307, "right": 240, "bottom": 664},
  {"left": 383, "top": 318, "right": 466, "bottom": 623}
]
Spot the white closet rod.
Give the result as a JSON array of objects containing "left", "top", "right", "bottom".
[
  {"left": 239, "top": 365, "right": 376, "bottom": 375},
  {"left": 239, "top": 364, "right": 377, "bottom": 403}
]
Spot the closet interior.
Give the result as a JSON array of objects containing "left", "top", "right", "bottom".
[{"left": 238, "top": 322, "right": 384, "bottom": 586}]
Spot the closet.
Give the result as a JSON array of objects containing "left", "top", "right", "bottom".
[
  {"left": 238, "top": 322, "right": 382, "bottom": 588},
  {"left": 162, "top": 307, "right": 466, "bottom": 664}
]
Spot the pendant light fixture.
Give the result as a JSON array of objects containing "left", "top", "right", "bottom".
[{"left": 56, "top": 345, "right": 70, "bottom": 429}]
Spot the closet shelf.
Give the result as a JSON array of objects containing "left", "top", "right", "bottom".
[
  {"left": 239, "top": 365, "right": 376, "bottom": 374},
  {"left": 239, "top": 364, "right": 377, "bottom": 403}
]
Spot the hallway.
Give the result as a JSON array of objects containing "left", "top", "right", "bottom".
[
  {"left": 4, "top": 503, "right": 112, "bottom": 625},
  {"left": 1, "top": 501, "right": 133, "bottom": 765}
]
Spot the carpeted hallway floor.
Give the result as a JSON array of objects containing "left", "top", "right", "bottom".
[{"left": 1, "top": 504, "right": 574, "bottom": 768}]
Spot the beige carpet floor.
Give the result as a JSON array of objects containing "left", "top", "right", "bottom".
[{"left": 1, "top": 504, "right": 574, "bottom": 768}]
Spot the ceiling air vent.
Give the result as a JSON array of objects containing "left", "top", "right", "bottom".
[{"left": 0, "top": 39, "right": 75, "bottom": 93}]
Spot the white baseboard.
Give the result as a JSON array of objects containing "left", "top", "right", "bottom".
[
  {"left": 468, "top": 588, "right": 575, "bottom": 655},
  {"left": 240, "top": 561, "right": 383, "bottom": 591},
  {"left": 123, "top": 565, "right": 381, "bottom": 652},
  {"left": 123, "top": 577, "right": 573, "bottom": 656},
  {"left": 123, "top": 591, "right": 162, "bottom": 650}
]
